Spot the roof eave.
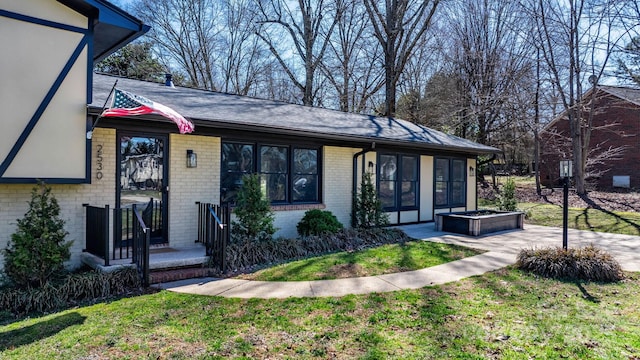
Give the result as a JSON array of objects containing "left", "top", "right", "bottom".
[{"left": 87, "top": 106, "right": 500, "bottom": 155}]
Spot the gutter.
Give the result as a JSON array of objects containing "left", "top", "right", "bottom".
[{"left": 351, "top": 142, "right": 376, "bottom": 227}]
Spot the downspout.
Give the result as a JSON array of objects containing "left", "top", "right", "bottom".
[{"left": 352, "top": 142, "right": 376, "bottom": 227}]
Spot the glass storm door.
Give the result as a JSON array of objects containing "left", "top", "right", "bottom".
[{"left": 118, "top": 134, "right": 168, "bottom": 245}]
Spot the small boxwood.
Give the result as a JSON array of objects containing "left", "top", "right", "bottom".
[{"left": 297, "top": 209, "right": 343, "bottom": 237}]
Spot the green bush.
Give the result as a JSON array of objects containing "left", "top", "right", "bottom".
[
  {"left": 498, "top": 177, "right": 518, "bottom": 211},
  {"left": 516, "top": 245, "right": 624, "bottom": 282},
  {"left": 352, "top": 172, "right": 389, "bottom": 228},
  {"left": 231, "top": 173, "right": 276, "bottom": 242},
  {"left": 3, "top": 182, "right": 72, "bottom": 288},
  {"left": 297, "top": 209, "right": 343, "bottom": 237},
  {"left": 0, "top": 267, "right": 140, "bottom": 315},
  {"left": 224, "top": 228, "right": 410, "bottom": 272}
]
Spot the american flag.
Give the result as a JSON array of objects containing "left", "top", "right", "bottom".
[{"left": 101, "top": 89, "right": 194, "bottom": 134}]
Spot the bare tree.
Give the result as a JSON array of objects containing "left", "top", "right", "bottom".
[
  {"left": 219, "top": 0, "right": 273, "bottom": 95},
  {"left": 134, "top": 0, "right": 221, "bottom": 90},
  {"left": 362, "top": 0, "right": 440, "bottom": 116},
  {"left": 446, "top": 0, "right": 535, "bottom": 146},
  {"left": 255, "top": 0, "right": 342, "bottom": 106},
  {"left": 320, "top": 0, "right": 384, "bottom": 112},
  {"left": 530, "top": 0, "right": 635, "bottom": 194}
]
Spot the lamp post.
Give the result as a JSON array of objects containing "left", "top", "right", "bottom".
[{"left": 559, "top": 160, "right": 573, "bottom": 249}]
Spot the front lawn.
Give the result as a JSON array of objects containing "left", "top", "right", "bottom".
[
  {"left": 235, "top": 241, "right": 483, "bottom": 281},
  {"left": 1, "top": 268, "right": 639, "bottom": 359},
  {"left": 520, "top": 203, "right": 640, "bottom": 236}
]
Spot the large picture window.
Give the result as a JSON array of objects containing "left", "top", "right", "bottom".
[
  {"left": 378, "top": 153, "right": 419, "bottom": 211},
  {"left": 435, "top": 157, "right": 466, "bottom": 208},
  {"left": 221, "top": 141, "right": 320, "bottom": 204}
]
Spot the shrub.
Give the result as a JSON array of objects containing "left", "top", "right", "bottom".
[
  {"left": 3, "top": 182, "right": 72, "bottom": 288},
  {"left": 297, "top": 209, "right": 343, "bottom": 237},
  {"left": 231, "top": 173, "right": 276, "bottom": 242},
  {"left": 516, "top": 245, "right": 623, "bottom": 282},
  {"left": 0, "top": 267, "right": 140, "bottom": 315},
  {"left": 224, "top": 228, "right": 410, "bottom": 272},
  {"left": 498, "top": 177, "right": 518, "bottom": 211},
  {"left": 352, "top": 172, "right": 389, "bottom": 228}
]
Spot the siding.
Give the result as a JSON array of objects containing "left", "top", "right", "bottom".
[{"left": 0, "top": 127, "right": 116, "bottom": 270}]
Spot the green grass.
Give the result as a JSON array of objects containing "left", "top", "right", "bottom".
[
  {"left": 235, "top": 241, "right": 483, "bottom": 281},
  {"left": 520, "top": 203, "right": 640, "bottom": 236},
  {"left": 2, "top": 268, "right": 639, "bottom": 359}
]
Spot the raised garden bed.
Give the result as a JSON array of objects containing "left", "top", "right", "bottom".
[{"left": 435, "top": 210, "right": 524, "bottom": 236}]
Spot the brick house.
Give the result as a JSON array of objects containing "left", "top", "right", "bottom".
[
  {"left": 0, "top": 0, "right": 498, "bottom": 274},
  {"left": 539, "top": 86, "right": 640, "bottom": 190}
]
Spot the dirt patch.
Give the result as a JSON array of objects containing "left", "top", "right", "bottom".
[{"left": 323, "top": 263, "right": 368, "bottom": 279}]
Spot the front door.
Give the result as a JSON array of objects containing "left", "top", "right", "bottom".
[{"left": 117, "top": 133, "right": 168, "bottom": 245}]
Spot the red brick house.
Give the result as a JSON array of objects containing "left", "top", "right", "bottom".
[{"left": 540, "top": 86, "right": 640, "bottom": 190}]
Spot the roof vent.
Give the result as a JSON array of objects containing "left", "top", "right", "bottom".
[{"left": 165, "top": 73, "right": 175, "bottom": 88}]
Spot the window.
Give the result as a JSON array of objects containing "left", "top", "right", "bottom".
[
  {"left": 221, "top": 141, "right": 320, "bottom": 204},
  {"left": 378, "top": 153, "right": 419, "bottom": 211},
  {"left": 221, "top": 143, "right": 254, "bottom": 203},
  {"left": 435, "top": 157, "right": 466, "bottom": 208}
]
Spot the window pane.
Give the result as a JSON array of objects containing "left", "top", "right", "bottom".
[
  {"left": 452, "top": 159, "right": 465, "bottom": 181},
  {"left": 263, "top": 173, "right": 286, "bottom": 201},
  {"left": 294, "top": 149, "right": 317, "bottom": 174},
  {"left": 379, "top": 180, "right": 396, "bottom": 208},
  {"left": 402, "top": 156, "right": 418, "bottom": 181},
  {"left": 222, "top": 143, "right": 254, "bottom": 173},
  {"left": 293, "top": 175, "right": 318, "bottom": 202},
  {"left": 435, "top": 181, "right": 448, "bottom": 206},
  {"left": 260, "top": 146, "right": 287, "bottom": 173},
  {"left": 221, "top": 143, "right": 254, "bottom": 203},
  {"left": 435, "top": 158, "right": 449, "bottom": 182},
  {"left": 451, "top": 181, "right": 465, "bottom": 205},
  {"left": 401, "top": 181, "right": 417, "bottom": 207},
  {"left": 380, "top": 155, "right": 397, "bottom": 180}
]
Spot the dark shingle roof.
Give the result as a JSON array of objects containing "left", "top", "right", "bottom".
[
  {"left": 601, "top": 86, "right": 640, "bottom": 107},
  {"left": 89, "top": 74, "right": 499, "bottom": 154}
]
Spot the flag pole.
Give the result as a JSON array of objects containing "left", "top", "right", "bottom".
[{"left": 87, "top": 80, "right": 118, "bottom": 139}]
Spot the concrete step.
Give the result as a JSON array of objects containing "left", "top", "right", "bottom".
[{"left": 149, "top": 266, "right": 213, "bottom": 284}]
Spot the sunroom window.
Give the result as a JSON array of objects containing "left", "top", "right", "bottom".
[
  {"left": 435, "top": 157, "right": 466, "bottom": 208},
  {"left": 378, "top": 153, "right": 419, "bottom": 211}
]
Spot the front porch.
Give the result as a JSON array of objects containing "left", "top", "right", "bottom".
[
  {"left": 81, "top": 244, "right": 209, "bottom": 272},
  {"left": 82, "top": 202, "right": 230, "bottom": 285}
]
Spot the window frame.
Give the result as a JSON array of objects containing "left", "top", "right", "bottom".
[
  {"left": 221, "top": 141, "right": 322, "bottom": 205},
  {"left": 434, "top": 157, "right": 467, "bottom": 208},
  {"left": 377, "top": 153, "right": 420, "bottom": 211}
]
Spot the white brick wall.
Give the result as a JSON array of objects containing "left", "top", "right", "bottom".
[
  {"left": 270, "top": 146, "right": 358, "bottom": 238},
  {"left": 321, "top": 146, "right": 357, "bottom": 228},
  {"left": 168, "top": 134, "right": 220, "bottom": 247}
]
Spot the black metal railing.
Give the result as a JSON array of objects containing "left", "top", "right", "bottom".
[
  {"left": 84, "top": 204, "right": 110, "bottom": 266},
  {"left": 113, "top": 198, "right": 163, "bottom": 260},
  {"left": 131, "top": 204, "right": 150, "bottom": 287},
  {"left": 197, "top": 202, "right": 230, "bottom": 272}
]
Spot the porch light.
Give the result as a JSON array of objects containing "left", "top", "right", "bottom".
[
  {"left": 559, "top": 159, "right": 572, "bottom": 250},
  {"left": 186, "top": 149, "right": 197, "bottom": 168},
  {"left": 559, "top": 160, "right": 573, "bottom": 178},
  {"left": 368, "top": 161, "right": 375, "bottom": 173}
]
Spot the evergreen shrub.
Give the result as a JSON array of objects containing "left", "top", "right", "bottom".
[{"left": 297, "top": 209, "right": 343, "bottom": 237}]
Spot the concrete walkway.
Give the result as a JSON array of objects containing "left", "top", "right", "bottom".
[{"left": 154, "top": 224, "right": 640, "bottom": 299}]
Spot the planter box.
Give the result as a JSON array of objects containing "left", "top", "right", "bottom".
[{"left": 435, "top": 210, "right": 524, "bottom": 236}]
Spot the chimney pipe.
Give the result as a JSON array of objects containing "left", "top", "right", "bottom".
[{"left": 165, "top": 73, "right": 175, "bottom": 88}]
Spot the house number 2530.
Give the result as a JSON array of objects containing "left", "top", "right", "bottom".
[{"left": 96, "top": 144, "right": 103, "bottom": 180}]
